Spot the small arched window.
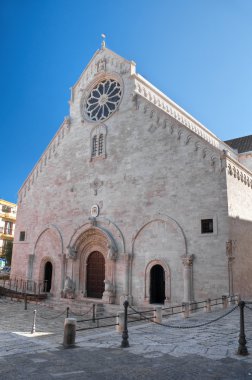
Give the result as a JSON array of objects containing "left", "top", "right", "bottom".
[{"left": 90, "top": 126, "right": 107, "bottom": 161}]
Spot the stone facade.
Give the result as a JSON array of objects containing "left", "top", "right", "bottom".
[{"left": 11, "top": 45, "right": 252, "bottom": 305}]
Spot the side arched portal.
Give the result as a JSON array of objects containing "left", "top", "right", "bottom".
[
  {"left": 150, "top": 264, "right": 165, "bottom": 304},
  {"left": 145, "top": 260, "right": 171, "bottom": 304},
  {"left": 44, "top": 261, "right": 53, "bottom": 292}
]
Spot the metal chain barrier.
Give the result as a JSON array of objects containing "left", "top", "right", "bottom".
[
  {"left": 245, "top": 304, "right": 252, "bottom": 312},
  {"left": 129, "top": 305, "right": 238, "bottom": 329},
  {"left": 36, "top": 308, "right": 67, "bottom": 320},
  {"left": 69, "top": 304, "right": 94, "bottom": 317}
]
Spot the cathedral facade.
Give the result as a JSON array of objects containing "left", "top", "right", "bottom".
[{"left": 11, "top": 45, "right": 252, "bottom": 306}]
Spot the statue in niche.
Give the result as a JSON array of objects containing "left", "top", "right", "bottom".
[
  {"left": 107, "top": 243, "right": 117, "bottom": 260},
  {"left": 62, "top": 276, "right": 75, "bottom": 299},
  {"left": 67, "top": 246, "right": 77, "bottom": 259},
  {"left": 102, "top": 279, "right": 115, "bottom": 304}
]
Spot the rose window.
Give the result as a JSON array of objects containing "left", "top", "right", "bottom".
[{"left": 85, "top": 79, "right": 121, "bottom": 121}]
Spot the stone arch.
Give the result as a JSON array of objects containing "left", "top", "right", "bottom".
[
  {"left": 131, "top": 214, "right": 186, "bottom": 305},
  {"left": 132, "top": 214, "right": 187, "bottom": 256},
  {"left": 38, "top": 256, "right": 55, "bottom": 293},
  {"left": 31, "top": 226, "right": 63, "bottom": 296},
  {"left": 145, "top": 259, "right": 171, "bottom": 304},
  {"left": 33, "top": 224, "right": 63, "bottom": 255}
]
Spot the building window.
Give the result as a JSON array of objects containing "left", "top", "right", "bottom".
[
  {"left": 92, "top": 135, "right": 98, "bottom": 157},
  {"left": 201, "top": 219, "right": 213, "bottom": 234},
  {"left": 4, "top": 221, "right": 13, "bottom": 235},
  {"left": 19, "top": 231, "right": 26, "bottom": 241},
  {"left": 90, "top": 125, "right": 107, "bottom": 161},
  {"left": 85, "top": 78, "right": 122, "bottom": 122},
  {"left": 2, "top": 205, "right": 11, "bottom": 213},
  {"left": 98, "top": 134, "right": 104, "bottom": 155}
]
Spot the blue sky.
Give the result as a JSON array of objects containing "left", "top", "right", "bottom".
[{"left": 1, "top": 0, "right": 252, "bottom": 203}]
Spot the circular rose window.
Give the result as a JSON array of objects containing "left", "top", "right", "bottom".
[{"left": 85, "top": 79, "right": 122, "bottom": 121}]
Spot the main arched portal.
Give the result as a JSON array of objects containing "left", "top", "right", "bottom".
[
  {"left": 44, "top": 261, "right": 53, "bottom": 292},
  {"left": 86, "top": 251, "right": 105, "bottom": 298},
  {"left": 150, "top": 264, "right": 165, "bottom": 304}
]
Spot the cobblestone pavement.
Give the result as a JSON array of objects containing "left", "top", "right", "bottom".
[{"left": 1, "top": 298, "right": 252, "bottom": 379}]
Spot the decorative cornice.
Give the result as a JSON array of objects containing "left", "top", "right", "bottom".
[
  {"left": 18, "top": 117, "right": 71, "bottom": 203},
  {"left": 225, "top": 155, "right": 252, "bottom": 188},
  {"left": 133, "top": 74, "right": 237, "bottom": 158}
]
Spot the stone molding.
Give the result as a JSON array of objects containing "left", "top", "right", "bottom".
[
  {"left": 18, "top": 117, "right": 71, "bottom": 204},
  {"left": 71, "top": 47, "right": 132, "bottom": 101},
  {"left": 226, "top": 156, "right": 252, "bottom": 188},
  {"left": 135, "top": 95, "right": 223, "bottom": 173},
  {"left": 133, "top": 74, "right": 235, "bottom": 156},
  {"left": 132, "top": 213, "right": 187, "bottom": 257},
  {"left": 33, "top": 224, "right": 64, "bottom": 256}
]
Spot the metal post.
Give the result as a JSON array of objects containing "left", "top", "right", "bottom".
[
  {"left": 92, "top": 304, "right": 95, "bottom": 323},
  {"left": 24, "top": 293, "right": 27, "bottom": 310},
  {"left": 121, "top": 300, "right": 129, "bottom": 348},
  {"left": 237, "top": 301, "right": 249, "bottom": 356},
  {"left": 222, "top": 295, "right": 228, "bottom": 309},
  {"left": 31, "top": 309, "right": 37, "bottom": 334}
]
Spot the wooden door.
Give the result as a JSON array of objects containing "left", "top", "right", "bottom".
[{"left": 86, "top": 251, "right": 105, "bottom": 298}]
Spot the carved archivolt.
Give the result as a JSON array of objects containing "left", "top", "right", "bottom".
[{"left": 76, "top": 228, "right": 117, "bottom": 300}]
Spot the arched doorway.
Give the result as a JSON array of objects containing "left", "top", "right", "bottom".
[
  {"left": 150, "top": 264, "right": 165, "bottom": 304},
  {"left": 44, "top": 261, "right": 52, "bottom": 292},
  {"left": 86, "top": 251, "right": 105, "bottom": 298}
]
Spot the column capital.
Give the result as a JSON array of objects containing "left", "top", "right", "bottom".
[{"left": 182, "top": 255, "right": 194, "bottom": 267}]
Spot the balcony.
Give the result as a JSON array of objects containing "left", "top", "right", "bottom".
[
  {"left": 0, "top": 211, "right": 16, "bottom": 221},
  {"left": 0, "top": 227, "right": 14, "bottom": 238}
]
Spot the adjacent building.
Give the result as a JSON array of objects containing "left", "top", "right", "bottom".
[
  {"left": 11, "top": 44, "right": 252, "bottom": 306},
  {"left": 0, "top": 199, "right": 17, "bottom": 266}
]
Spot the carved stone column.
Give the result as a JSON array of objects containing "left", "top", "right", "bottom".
[
  {"left": 182, "top": 255, "right": 194, "bottom": 303},
  {"left": 226, "top": 240, "right": 236, "bottom": 297},
  {"left": 62, "top": 246, "right": 77, "bottom": 299},
  {"left": 28, "top": 254, "right": 34, "bottom": 280},
  {"left": 120, "top": 253, "right": 133, "bottom": 305},
  {"left": 102, "top": 244, "right": 117, "bottom": 304}
]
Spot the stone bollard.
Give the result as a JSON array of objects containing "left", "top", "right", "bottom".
[
  {"left": 205, "top": 299, "right": 211, "bottom": 313},
  {"left": 63, "top": 318, "right": 76, "bottom": 348},
  {"left": 116, "top": 312, "right": 124, "bottom": 332},
  {"left": 222, "top": 295, "right": 228, "bottom": 309},
  {"left": 182, "top": 303, "right": 189, "bottom": 319},
  {"left": 236, "top": 295, "right": 241, "bottom": 305},
  {"left": 154, "top": 306, "right": 162, "bottom": 323}
]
